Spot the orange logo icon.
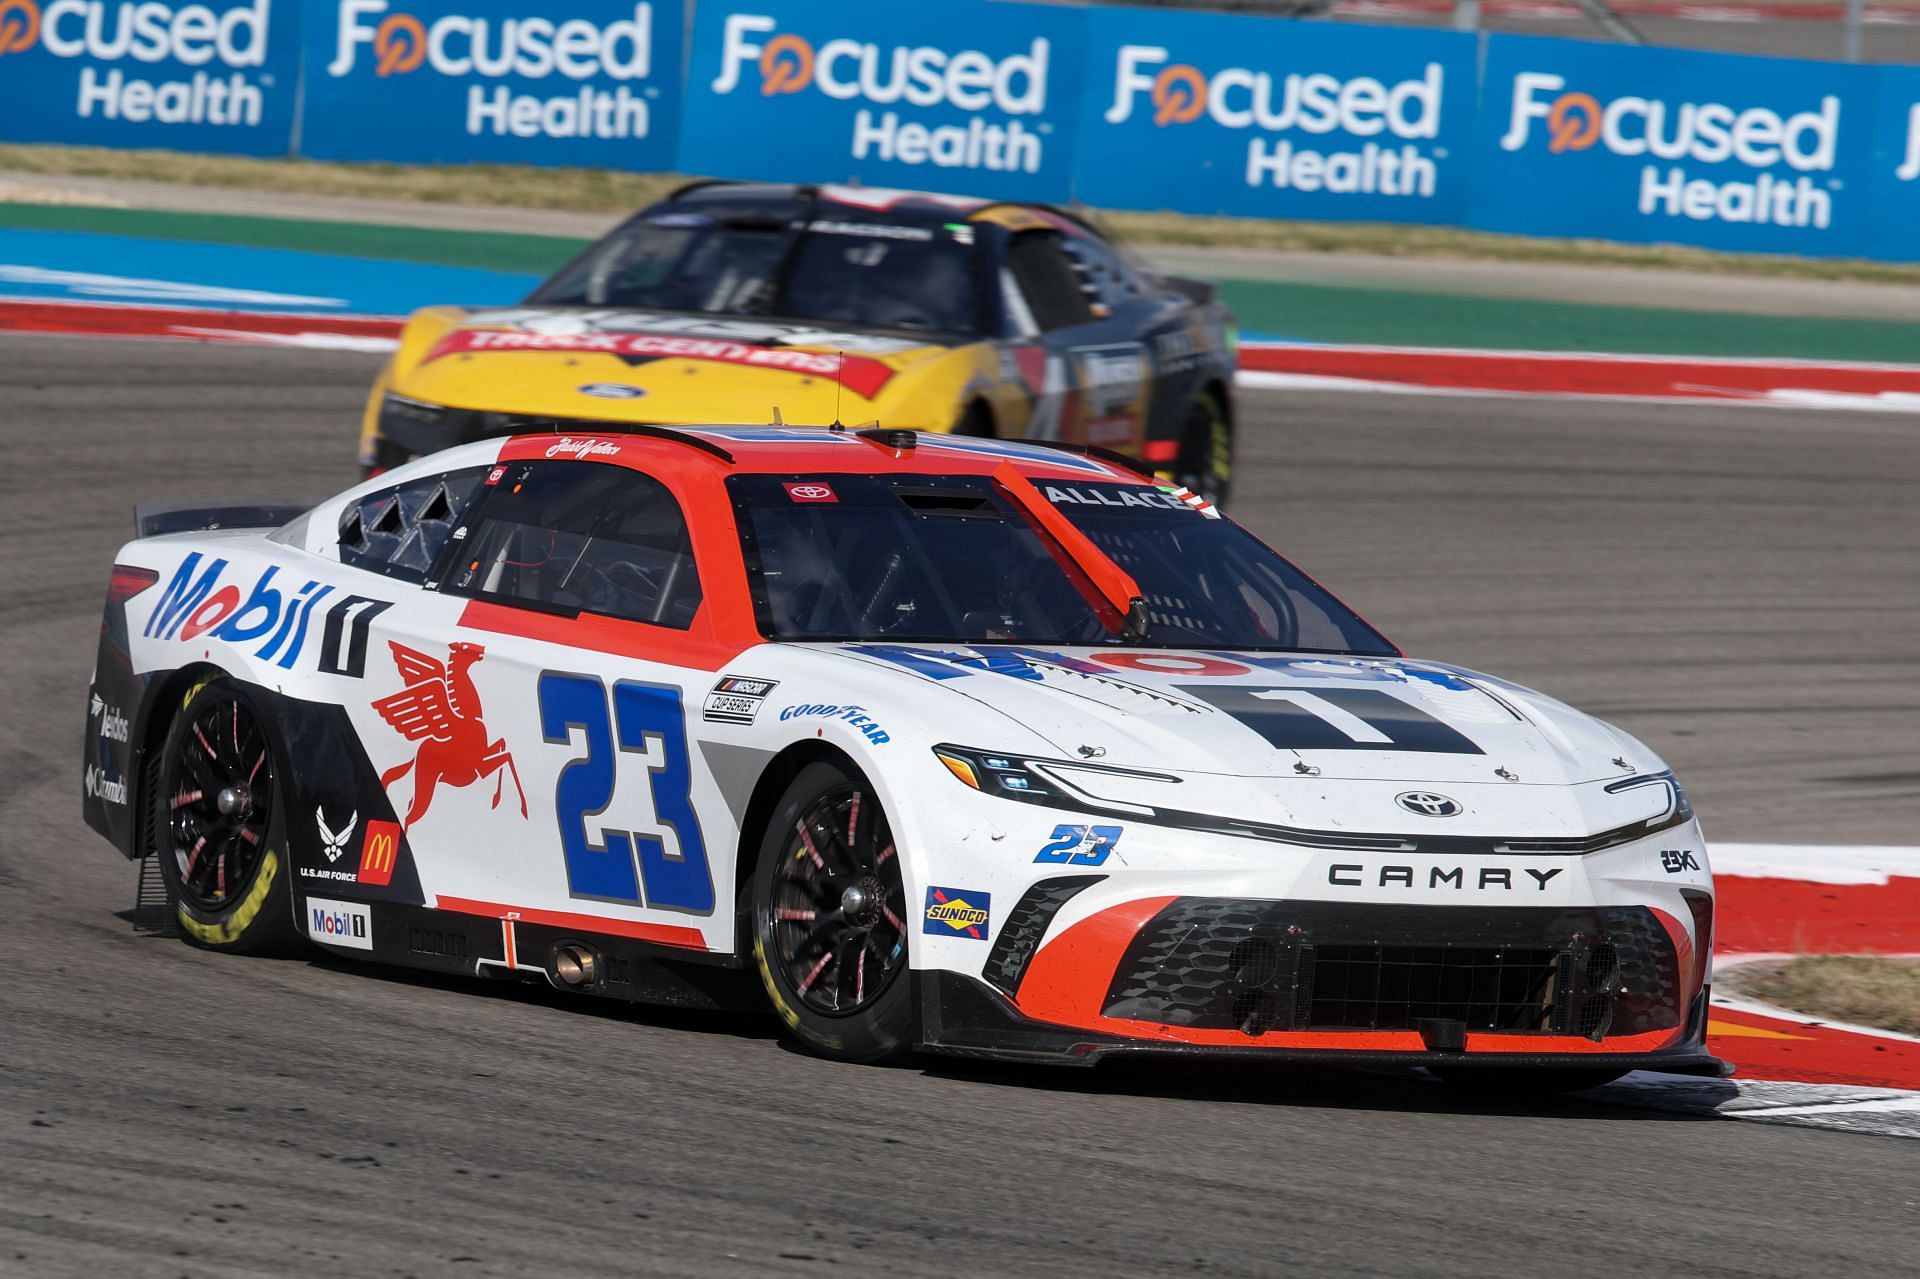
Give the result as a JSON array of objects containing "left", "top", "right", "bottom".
[
  {"left": 0, "top": 0, "right": 41, "bottom": 58},
  {"left": 1547, "top": 91, "right": 1603, "bottom": 153},
  {"left": 373, "top": 12, "right": 426, "bottom": 76},
  {"left": 1151, "top": 63, "right": 1207, "bottom": 126},
  {"left": 760, "top": 33, "right": 813, "bottom": 95},
  {"left": 358, "top": 819, "right": 402, "bottom": 887}
]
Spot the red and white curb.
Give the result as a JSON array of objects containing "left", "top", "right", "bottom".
[{"left": 1238, "top": 342, "right": 1920, "bottom": 412}]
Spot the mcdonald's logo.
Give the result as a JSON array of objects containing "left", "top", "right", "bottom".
[{"left": 358, "top": 819, "right": 402, "bottom": 887}]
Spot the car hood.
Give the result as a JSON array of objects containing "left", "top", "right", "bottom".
[
  {"left": 832, "top": 644, "right": 1656, "bottom": 789},
  {"left": 388, "top": 305, "right": 963, "bottom": 424}
]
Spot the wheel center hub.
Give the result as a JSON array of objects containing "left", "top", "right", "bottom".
[
  {"left": 840, "top": 878, "right": 884, "bottom": 926},
  {"left": 216, "top": 786, "right": 248, "bottom": 817}
]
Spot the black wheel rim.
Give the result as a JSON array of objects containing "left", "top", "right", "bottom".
[
  {"left": 165, "top": 689, "right": 274, "bottom": 911},
  {"left": 769, "top": 785, "right": 907, "bottom": 1016},
  {"left": 1172, "top": 400, "right": 1230, "bottom": 508}
]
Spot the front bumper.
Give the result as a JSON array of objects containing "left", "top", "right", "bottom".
[{"left": 914, "top": 886, "right": 1722, "bottom": 1074}]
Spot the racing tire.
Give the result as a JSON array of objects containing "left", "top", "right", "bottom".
[
  {"left": 1431, "top": 1067, "right": 1627, "bottom": 1097},
  {"left": 751, "top": 761, "right": 915, "bottom": 1064},
  {"left": 1171, "top": 392, "right": 1232, "bottom": 511},
  {"left": 151, "top": 676, "right": 301, "bottom": 955}
]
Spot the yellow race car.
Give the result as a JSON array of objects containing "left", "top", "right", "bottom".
[{"left": 360, "top": 181, "right": 1238, "bottom": 504}]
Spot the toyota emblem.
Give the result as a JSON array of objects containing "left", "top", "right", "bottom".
[{"left": 1396, "top": 791, "right": 1462, "bottom": 818}]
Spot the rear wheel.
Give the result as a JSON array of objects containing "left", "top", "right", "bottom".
[
  {"left": 1171, "top": 393, "right": 1232, "bottom": 510},
  {"left": 951, "top": 402, "right": 994, "bottom": 438},
  {"left": 752, "top": 762, "right": 914, "bottom": 1063},
  {"left": 153, "top": 676, "right": 300, "bottom": 954}
]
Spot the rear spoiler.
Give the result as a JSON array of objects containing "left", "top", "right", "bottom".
[
  {"left": 134, "top": 496, "right": 320, "bottom": 539},
  {"left": 1147, "top": 272, "right": 1218, "bottom": 307}
]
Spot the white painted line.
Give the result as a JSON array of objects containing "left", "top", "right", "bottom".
[{"left": 1709, "top": 843, "right": 1920, "bottom": 885}]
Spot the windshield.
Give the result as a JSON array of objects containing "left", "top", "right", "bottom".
[
  {"left": 729, "top": 474, "right": 1396, "bottom": 654},
  {"left": 533, "top": 215, "right": 980, "bottom": 335}
]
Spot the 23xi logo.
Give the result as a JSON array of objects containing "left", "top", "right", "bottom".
[{"left": 373, "top": 641, "right": 525, "bottom": 828}]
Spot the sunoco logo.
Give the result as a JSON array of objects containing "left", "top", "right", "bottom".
[
  {"left": 0, "top": 0, "right": 272, "bottom": 125},
  {"left": 1104, "top": 45, "right": 1444, "bottom": 199},
  {"left": 328, "top": 0, "right": 655, "bottom": 141},
  {"left": 711, "top": 13, "right": 1050, "bottom": 173},
  {"left": 1500, "top": 71, "right": 1839, "bottom": 229}
]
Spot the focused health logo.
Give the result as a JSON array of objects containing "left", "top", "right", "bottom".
[
  {"left": 0, "top": 0, "right": 274, "bottom": 126},
  {"left": 1500, "top": 72, "right": 1841, "bottom": 229},
  {"left": 1102, "top": 45, "right": 1448, "bottom": 200},
  {"left": 709, "top": 12, "right": 1053, "bottom": 174},
  {"left": 325, "top": 0, "right": 657, "bottom": 141}
]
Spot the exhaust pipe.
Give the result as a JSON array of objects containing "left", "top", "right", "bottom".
[{"left": 552, "top": 943, "right": 599, "bottom": 988}]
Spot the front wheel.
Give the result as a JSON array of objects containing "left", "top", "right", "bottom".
[
  {"left": 153, "top": 676, "right": 301, "bottom": 954},
  {"left": 1170, "top": 393, "right": 1232, "bottom": 511},
  {"left": 752, "top": 761, "right": 914, "bottom": 1063}
]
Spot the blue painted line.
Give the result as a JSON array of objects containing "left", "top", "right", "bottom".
[{"left": 0, "top": 228, "right": 538, "bottom": 316}]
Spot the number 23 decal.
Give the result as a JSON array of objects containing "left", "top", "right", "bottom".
[{"left": 538, "top": 672, "right": 715, "bottom": 914}]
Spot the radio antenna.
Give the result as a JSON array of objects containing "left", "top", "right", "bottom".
[{"left": 831, "top": 350, "right": 845, "bottom": 430}]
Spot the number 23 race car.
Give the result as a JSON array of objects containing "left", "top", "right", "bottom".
[{"left": 83, "top": 425, "right": 1722, "bottom": 1088}]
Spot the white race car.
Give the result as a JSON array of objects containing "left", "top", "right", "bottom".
[{"left": 82, "top": 424, "right": 1724, "bottom": 1089}]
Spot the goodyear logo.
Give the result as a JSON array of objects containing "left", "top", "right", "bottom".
[{"left": 923, "top": 886, "right": 990, "bottom": 940}]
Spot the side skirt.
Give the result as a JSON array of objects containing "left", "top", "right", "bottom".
[{"left": 309, "top": 899, "right": 763, "bottom": 1014}]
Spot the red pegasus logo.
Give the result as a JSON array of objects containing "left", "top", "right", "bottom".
[{"left": 373, "top": 641, "right": 526, "bottom": 829}]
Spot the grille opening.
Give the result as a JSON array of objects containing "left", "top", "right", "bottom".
[
  {"left": 1230, "top": 936, "right": 1281, "bottom": 987},
  {"left": 1305, "top": 944, "right": 1561, "bottom": 1032},
  {"left": 1579, "top": 994, "right": 1614, "bottom": 1039},
  {"left": 1232, "top": 988, "right": 1280, "bottom": 1036}
]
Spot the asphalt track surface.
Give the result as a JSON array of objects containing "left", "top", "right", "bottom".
[{"left": 3, "top": 335, "right": 1917, "bottom": 1277}]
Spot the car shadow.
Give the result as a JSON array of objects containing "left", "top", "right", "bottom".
[{"left": 905, "top": 1051, "right": 1741, "bottom": 1121}]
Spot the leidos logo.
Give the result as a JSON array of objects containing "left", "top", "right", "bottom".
[
  {"left": 711, "top": 13, "right": 1051, "bottom": 174},
  {"left": 0, "top": 0, "right": 272, "bottom": 125},
  {"left": 327, "top": 0, "right": 655, "bottom": 141},
  {"left": 1501, "top": 71, "right": 1839, "bottom": 229},
  {"left": 0, "top": 0, "right": 39, "bottom": 58},
  {"left": 1104, "top": 45, "right": 1445, "bottom": 199}
]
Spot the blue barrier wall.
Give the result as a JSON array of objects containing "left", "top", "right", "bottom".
[
  {"left": 0, "top": 0, "right": 300, "bottom": 155},
  {"left": 2, "top": 0, "right": 1918, "bottom": 261},
  {"left": 678, "top": 0, "right": 1085, "bottom": 202},
  {"left": 299, "top": 1, "right": 681, "bottom": 166},
  {"left": 1073, "top": 8, "right": 1478, "bottom": 225}
]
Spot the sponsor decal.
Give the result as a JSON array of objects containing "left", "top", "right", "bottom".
[
  {"left": 358, "top": 818, "right": 401, "bottom": 886},
  {"left": 576, "top": 382, "right": 648, "bottom": 399},
  {"left": 1105, "top": 44, "right": 1445, "bottom": 199},
  {"left": 1499, "top": 71, "right": 1840, "bottom": 230},
  {"left": 808, "top": 218, "right": 933, "bottom": 240},
  {"left": 782, "top": 481, "right": 838, "bottom": 503},
  {"left": 778, "top": 703, "right": 890, "bottom": 744},
  {"left": 1043, "top": 484, "right": 1187, "bottom": 512},
  {"left": 923, "top": 885, "right": 990, "bottom": 939},
  {"left": 89, "top": 692, "right": 129, "bottom": 743},
  {"left": 702, "top": 674, "right": 778, "bottom": 725},
  {"left": 306, "top": 895, "right": 373, "bottom": 949},
  {"left": 1073, "top": 344, "right": 1148, "bottom": 447},
  {"left": 322, "top": 0, "right": 659, "bottom": 144},
  {"left": 1327, "top": 863, "right": 1566, "bottom": 892},
  {"left": 143, "top": 554, "right": 391, "bottom": 677},
  {"left": 1034, "top": 823, "right": 1122, "bottom": 867},
  {"left": 419, "top": 326, "right": 899, "bottom": 399},
  {"left": 543, "top": 435, "right": 623, "bottom": 460},
  {"left": 710, "top": 12, "right": 1053, "bottom": 174},
  {"left": 484, "top": 465, "right": 507, "bottom": 486},
  {"left": 1395, "top": 790, "right": 1462, "bottom": 818},
  {"left": 1661, "top": 848, "right": 1702, "bottom": 874},
  {"left": 83, "top": 762, "right": 128, "bottom": 806},
  {"left": 371, "top": 640, "right": 526, "bottom": 829},
  {"left": 0, "top": 0, "right": 279, "bottom": 130},
  {"left": 315, "top": 805, "right": 358, "bottom": 863}
]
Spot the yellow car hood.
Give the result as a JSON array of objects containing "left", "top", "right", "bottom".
[{"left": 387, "top": 305, "right": 973, "bottom": 426}]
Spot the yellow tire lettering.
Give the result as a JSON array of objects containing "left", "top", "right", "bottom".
[{"left": 177, "top": 848, "right": 279, "bottom": 947}]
